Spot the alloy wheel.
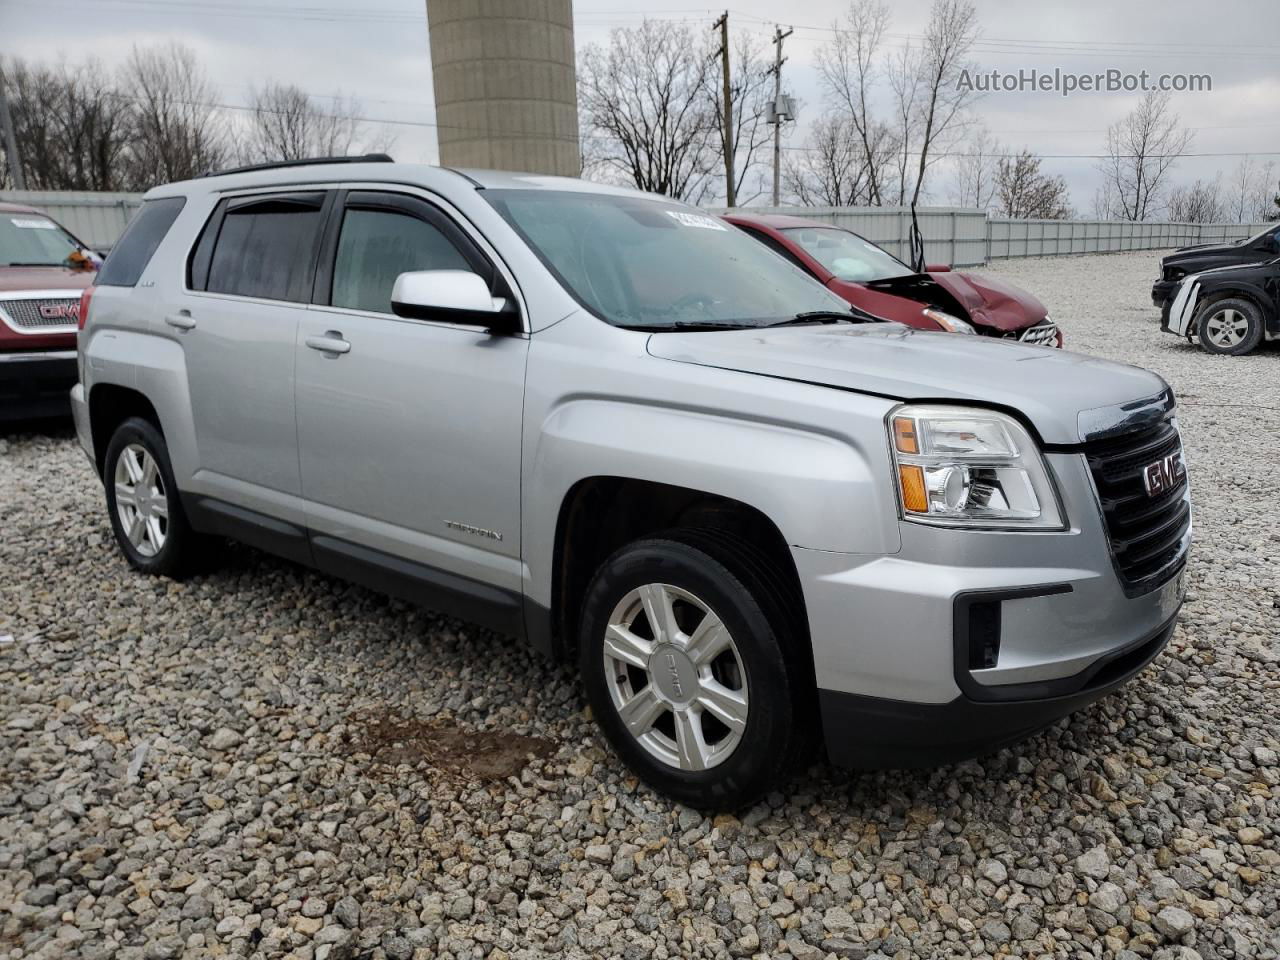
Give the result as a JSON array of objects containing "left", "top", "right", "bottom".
[
  {"left": 602, "top": 583, "right": 749, "bottom": 771},
  {"left": 1203, "top": 308, "right": 1249, "bottom": 348},
  {"left": 113, "top": 443, "right": 169, "bottom": 558}
]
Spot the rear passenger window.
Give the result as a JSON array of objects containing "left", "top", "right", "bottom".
[
  {"left": 331, "top": 208, "right": 472, "bottom": 314},
  {"left": 203, "top": 193, "right": 325, "bottom": 302},
  {"left": 97, "top": 196, "right": 185, "bottom": 287}
]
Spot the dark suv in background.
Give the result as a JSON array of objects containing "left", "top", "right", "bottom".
[{"left": 1152, "top": 223, "right": 1280, "bottom": 311}]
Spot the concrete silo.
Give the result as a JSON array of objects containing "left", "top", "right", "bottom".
[{"left": 426, "top": 0, "right": 580, "bottom": 176}]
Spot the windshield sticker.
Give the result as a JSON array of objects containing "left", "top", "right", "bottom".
[
  {"left": 10, "top": 218, "right": 57, "bottom": 230},
  {"left": 665, "top": 211, "right": 727, "bottom": 231}
]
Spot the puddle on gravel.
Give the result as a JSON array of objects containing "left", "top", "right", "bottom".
[{"left": 345, "top": 708, "right": 555, "bottom": 782}]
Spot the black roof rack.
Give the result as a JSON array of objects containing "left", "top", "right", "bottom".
[{"left": 199, "top": 153, "right": 394, "bottom": 178}]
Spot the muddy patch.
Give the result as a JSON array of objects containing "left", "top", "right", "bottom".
[{"left": 345, "top": 709, "right": 556, "bottom": 782}]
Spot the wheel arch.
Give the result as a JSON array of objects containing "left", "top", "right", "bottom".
[{"left": 88, "top": 383, "right": 163, "bottom": 477}]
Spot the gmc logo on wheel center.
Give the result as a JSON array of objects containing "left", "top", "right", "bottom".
[{"left": 1142, "top": 452, "right": 1185, "bottom": 498}]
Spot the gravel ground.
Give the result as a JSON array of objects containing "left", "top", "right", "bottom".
[{"left": 2, "top": 249, "right": 1278, "bottom": 960}]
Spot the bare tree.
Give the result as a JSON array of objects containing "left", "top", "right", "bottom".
[
  {"left": 704, "top": 33, "right": 776, "bottom": 205},
  {"left": 993, "top": 149, "right": 1070, "bottom": 219},
  {"left": 120, "top": 43, "right": 226, "bottom": 186},
  {"left": 818, "top": 0, "right": 978, "bottom": 207},
  {"left": 1, "top": 57, "right": 132, "bottom": 191},
  {"left": 815, "top": 0, "right": 899, "bottom": 205},
  {"left": 1227, "top": 156, "right": 1279, "bottom": 222},
  {"left": 782, "top": 113, "right": 881, "bottom": 206},
  {"left": 1096, "top": 90, "right": 1193, "bottom": 221},
  {"left": 1166, "top": 176, "right": 1226, "bottom": 224},
  {"left": 898, "top": 0, "right": 980, "bottom": 207},
  {"left": 578, "top": 20, "right": 717, "bottom": 201},
  {"left": 238, "top": 82, "right": 391, "bottom": 165},
  {"left": 949, "top": 126, "right": 1003, "bottom": 210}
]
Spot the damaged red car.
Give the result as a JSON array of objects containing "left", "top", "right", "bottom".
[{"left": 724, "top": 213, "right": 1061, "bottom": 347}]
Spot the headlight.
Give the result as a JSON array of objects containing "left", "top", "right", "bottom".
[
  {"left": 889, "top": 404, "right": 1064, "bottom": 529},
  {"left": 922, "top": 308, "right": 975, "bottom": 335}
]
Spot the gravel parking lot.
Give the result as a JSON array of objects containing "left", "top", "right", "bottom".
[{"left": 2, "top": 249, "right": 1277, "bottom": 960}]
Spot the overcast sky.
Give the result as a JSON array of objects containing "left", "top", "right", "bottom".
[{"left": 4, "top": 0, "right": 1278, "bottom": 212}]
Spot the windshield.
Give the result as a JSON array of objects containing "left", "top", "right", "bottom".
[
  {"left": 0, "top": 213, "right": 82, "bottom": 267},
  {"left": 1239, "top": 224, "right": 1279, "bottom": 247},
  {"left": 483, "top": 190, "right": 849, "bottom": 328},
  {"left": 782, "top": 226, "right": 913, "bottom": 283}
]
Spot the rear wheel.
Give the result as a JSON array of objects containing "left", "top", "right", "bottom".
[
  {"left": 1196, "top": 297, "right": 1264, "bottom": 355},
  {"left": 103, "top": 417, "right": 207, "bottom": 577},
  {"left": 578, "top": 536, "right": 809, "bottom": 809}
]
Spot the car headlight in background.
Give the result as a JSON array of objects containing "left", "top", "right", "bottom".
[
  {"left": 889, "top": 404, "right": 1064, "bottom": 529},
  {"left": 922, "top": 308, "right": 975, "bottom": 335}
]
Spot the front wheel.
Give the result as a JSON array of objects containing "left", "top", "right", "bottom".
[
  {"left": 578, "top": 537, "right": 809, "bottom": 809},
  {"left": 1195, "top": 297, "right": 1264, "bottom": 355}
]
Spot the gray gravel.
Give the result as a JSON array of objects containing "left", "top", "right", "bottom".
[{"left": 2, "top": 249, "right": 1278, "bottom": 959}]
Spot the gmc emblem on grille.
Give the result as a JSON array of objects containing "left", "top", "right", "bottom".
[
  {"left": 1142, "top": 452, "right": 1184, "bottom": 497},
  {"left": 39, "top": 302, "right": 78, "bottom": 320}
]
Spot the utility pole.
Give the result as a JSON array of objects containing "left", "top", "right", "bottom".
[
  {"left": 712, "top": 12, "right": 735, "bottom": 208},
  {"left": 770, "top": 25, "right": 793, "bottom": 207},
  {"left": 0, "top": 68, "right": 26, "bottom": 191}
]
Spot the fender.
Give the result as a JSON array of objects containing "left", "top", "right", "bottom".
[
  {"left": 521, "top": 396, "right": 902, "bottom": 609},
  {"left": 1169, "top": 268, "right": 1280, "bottom": 337},
  {"left": 85, "top": 327, "right": 199, "bottom": 483}
]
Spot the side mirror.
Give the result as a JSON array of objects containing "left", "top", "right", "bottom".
[
  {"left": 925, "top": 262, "right": 952, "bottom": 273},
  {"left": 390, "top": 270, "right": 519, "bottom": 333}
]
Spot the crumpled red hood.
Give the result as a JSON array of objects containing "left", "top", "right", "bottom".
[{"left": 928, "top": 270, "right": 1048, "bottom": 332}]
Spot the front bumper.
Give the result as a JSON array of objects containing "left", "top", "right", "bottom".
[
  {"left": 797, "top": 449, "right": 1186, "bottom": 768},
  {"left": 1152, "top": 279, "right": 1179, "bottom": 307},
  {"left": 0, "top": 350, "right": 77, "bottom": 421}
]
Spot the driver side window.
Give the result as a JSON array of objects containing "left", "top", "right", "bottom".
[{"left": 331, "top": 207, "right": 473, "bottom": 314}]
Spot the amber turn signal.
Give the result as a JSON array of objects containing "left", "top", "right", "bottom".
[
  {"left": 893, "top": 416, "right": 919, "bottom": 454},
  {"left": 899, "top": 464, "right": 927, "bottom": 512}
]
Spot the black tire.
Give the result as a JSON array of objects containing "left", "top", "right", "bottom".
[
  {"left": 1195, "top": 297, "right": 1264, "bottom": 356},
  {"left": 578, "top": 536, "right": 811, "bottom": 809},
  {"left": 102, "top": 416, "right": 207, "bottom": 578}
]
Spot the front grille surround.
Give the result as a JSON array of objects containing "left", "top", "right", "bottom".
[
  {"left": 1083, "top": 417, "right": 1190, "bottom": 595},
  {"left": 1017, "top": 321, "right": 1060, "bottom": 346},
  {"left": 0, "top": 295, "right": 80, "bottom": 333}
]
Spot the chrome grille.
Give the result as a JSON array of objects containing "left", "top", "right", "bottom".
[
  {"left": 1084, "top": 419, "right": 1190, "bottom": 594},
  {"left": 0, "top": 297, "right": 79, "bottom": 331},
  {"left": 1018, "top": 321, "right": 1059, "bottom": 346}
]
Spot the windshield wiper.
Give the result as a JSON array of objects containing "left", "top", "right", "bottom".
[
  {"left": 625, "top": 320, "right": 756, "bottom": 332},
  {"left": 763, "top": 310, "right": 862, "bottom": 328}
]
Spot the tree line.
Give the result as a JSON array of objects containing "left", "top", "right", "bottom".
[
  {"left": 579, "top": 1, "right": 1279, "bottom": 222},
  {"left": 0, "top": 43, "right": 393, "bottom": 191}
]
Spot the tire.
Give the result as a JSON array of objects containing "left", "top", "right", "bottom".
[
  {"left": 102, "top": 416, "right": 207, "bottom": 578},
  {"left": 578, "top": 536, "right": 811, "bottom": 809},
  {"left": 1195, "top": 297, "right": 1264, "bottom": 356}
]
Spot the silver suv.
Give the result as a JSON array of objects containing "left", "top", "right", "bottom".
[{"left": 73, "top": 158, "right": 1190, "bottom": 807}]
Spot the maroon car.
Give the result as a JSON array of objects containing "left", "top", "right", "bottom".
[
  {"left": 723, "top": 213, "right": 1061, "bottom": 347},
  {"left": 0, "top": 202, "right": 99, "bottom": 421}
]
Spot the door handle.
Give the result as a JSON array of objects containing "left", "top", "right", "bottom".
[
  {"left": 164, "top": 312, "right": 196, "bottom": 330},
  {"left": 305, "top": 332, "right": 351, "bottom": 355}
]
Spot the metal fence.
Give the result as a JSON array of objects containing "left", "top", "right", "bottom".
[
  {"left": 713, "top": 205, "right": 1274, "bottom": 266},
  {"left": 0, "top": 190, "right": 143, "bottom": 250},
  {"left": 2, "top": 189, "right": 1273, "bottom": 263}
]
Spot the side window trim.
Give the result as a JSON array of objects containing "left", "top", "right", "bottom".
[
  {"left": 313, "top": 189, "right": 502, "bottom": 310},
  {"left": 186, "top": 189, "right": 334, "bottom": 303}
]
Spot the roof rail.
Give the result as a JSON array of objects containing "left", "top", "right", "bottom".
[{"left": 198, "top": 153, "right": 394, "bottom": 178}]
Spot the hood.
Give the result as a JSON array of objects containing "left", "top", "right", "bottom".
[
  {"left": 927, "top": 271, "right": 1048, "bottom": 331},
  {"left": 646, "top": 322, "right": 1168, "bottom": 445},
  {"left": 0, "top": 265, "right": 95, "bottom": 293}
]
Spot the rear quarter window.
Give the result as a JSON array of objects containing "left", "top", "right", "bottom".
[{"left": 97, "top": 197, "right": 187, "bottom": 287}]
